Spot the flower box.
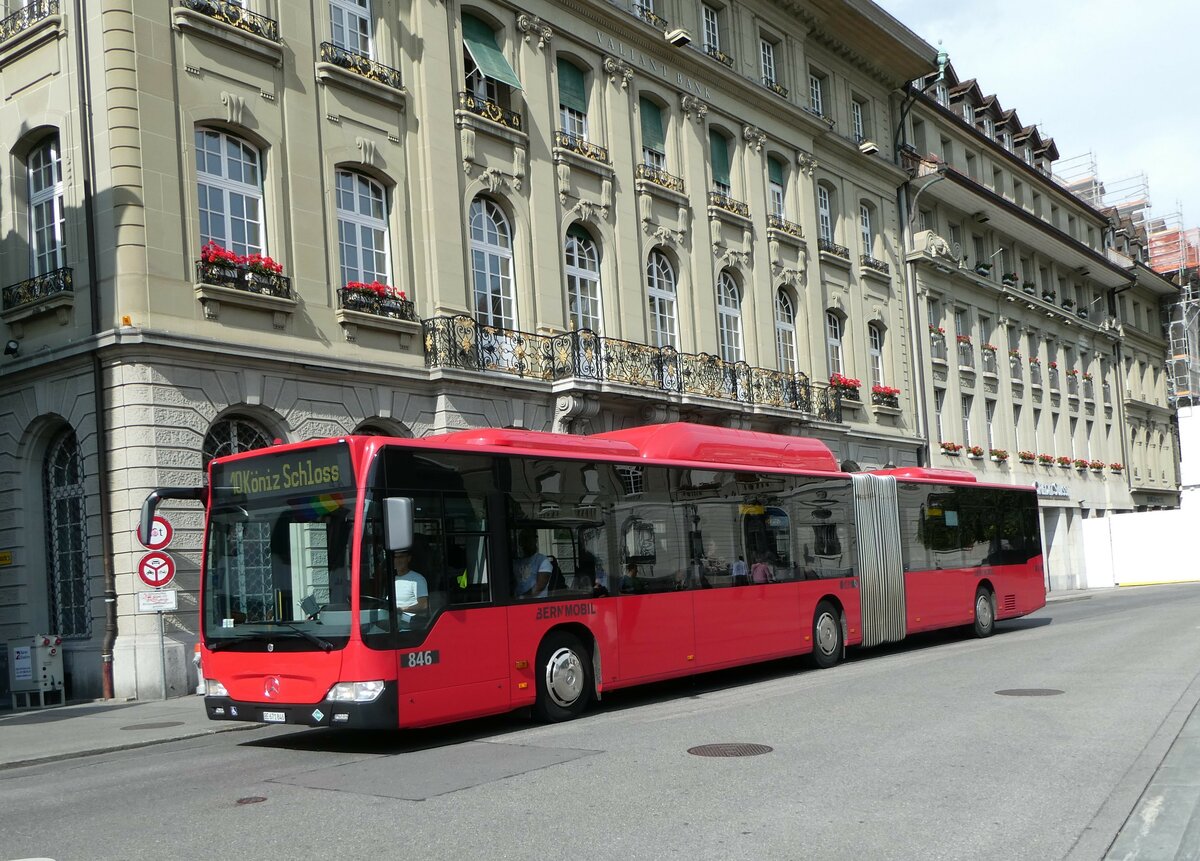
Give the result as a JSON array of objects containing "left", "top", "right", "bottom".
[
  {"left": 1022, "top": 283, "right": 1037, "bottom": 294},
  {"left": 1042, "top": 291, "right": 1056, "bottom": 302},
  {"left": 1037, "top": 455, "right": 1054, "bottom": 466},
  {"left": 990, "top": 449, "right": 1009, "bottom": 463},
  {"left": 966, "top": 445, "right": 985, "bottom": 459},
  {"left": 1018, "top": 451, "right": 1036, "bottom": 464},
  {"left": 1110, "top": 463, "right": 1125, "bottom": 473},
  {"left": 940, "top": 442, "right": 963, "bottom": 456},
  {"left": 829, "top": 373, "right": 862, "bottom": 401},
  {"left": 1056, "top": 456, "right": 1072, "bottom": 468}
]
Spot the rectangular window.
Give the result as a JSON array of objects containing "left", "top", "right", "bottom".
[
  {"left": 851, "top": 99, "right": 865, "bottom": 141},
  {"left": 859, "top": 204, "right": 872, "bottom": 254},
  {"left": 965, "top": 152, "right": 977, "bottom": 180},
  {"left": 982, "top": 116, "right": 993, "bottom": 139},
  {"left": 29, "top": 136, "right": 66, "bottom": 275},
  {"left": 1013, "top": 405, "right": 1021, "bottom": 452},
  {"left": 1033, "top": 408, "right": 1042, "bottom": 451},
  {"left": 808, "top": 71, "right": 824, "bottom": 115},
  {"left": 985, "top": 400, "right": 996, "bottom": 449},
  {"left": 825, "top": 312, "right": 843, "bottom": 377},
  {"left": 940, "top": 136, "right": 952, "bottom": 164},
  {"left": 760, "top": 39, "right": 777, "bottom": 86},
  {"left": 639, "top": 97, "right": 666, "bottom": 169},
  {"left": 962, "top": 103, "right": 974, "bottom": 124},
  {"left": 934, "top": 389, "right": 945, "bottom": 441},
  {"left": 961, "top": 395, "right": 972, "bottom": 446},
  {"left": 767, "top": 158, "right": 785, "bottom": 218},
  {"left": 557, "top": 59, "right": 589, "bottom": 140},
  {"left": 869, "top": 326, "right": 884, "bottom": 388},
  {"left": 709, "top": 129, "right": 731, "bottom": 195},
  {"left": 702, "top": 4, "right": 720, "bottom": 50},
  {"left": 330, "top": 0, "right": 372, "bottom": 56}
]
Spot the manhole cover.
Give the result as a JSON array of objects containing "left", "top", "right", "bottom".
[
  {"left": 119, "top": 721, "right": 186, "bottom": 730},
  {"left": 687, "top": 743, "right": 773, "bottom": 757},
  {"left": 995, "top": 689, "right": 1064, "bottom": 697},
  {"left": 236, "top": 796, "right": 267, "bottom": 805}
]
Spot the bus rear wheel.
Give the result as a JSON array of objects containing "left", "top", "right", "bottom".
[
  {"left": 973, "top": 587, "right": 996, "bottom": 638},
  {"left": 810, "top": 600, "right": 843, "bottom": 669},
  {"left": 534, "top": 632, "right": 593, "bottom": 722}
]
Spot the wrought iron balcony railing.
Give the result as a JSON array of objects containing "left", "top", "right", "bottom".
[
  {"left": 762, "top": 78, "right": 789, "bottom": 99},
  {"left": 320, "top": 42, "right": 402, "bottom": 90},
  {"left": 860, "top": 255, "right": 889, "bottom": 275},
  {"left": 708, "top": 191, "right": 750, "bottom": 218},
  {"left": 818, "top": 238, "right": 849, "bottom": 259},
  {"left": 337, "top": 288, "right": 415, "bottom": 321},
  {"left": 635, "top": 163, "right": 685, "bottom": 193},
  {"left": 767, "top": 215, "right": 803, "bottom": 238},
  {"left": 458, "top": 92, "right": 523, "bottom": 131},
  {"left": 2, "top": 266, "right": 72, "bottom": 312},
  {"left": 179, "top": 0, "right": 280, "bottom": 42},
  {"left": 632, "top": 4, "right": 668, "bottom": 29},
  {"left": 871, "top": 391, "right": 899, "bottom": 408},
  {"left": 703, "top": 45, "right": 734, "bottom": 68},
  {"left": 195, "top": 260, "right": 291, "bottom": 299},
  {"left": 422, "top": 315, "right": 842, "bottom": 422},
  {"left": 554, "top": 130, "right": 609, "bottom": 163},
  {"left": 1, "top": 0, "right": 57, "bottom": 42}
]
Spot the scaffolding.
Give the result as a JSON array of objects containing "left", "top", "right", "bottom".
[{"left": 1149, "top": 212, "right": 1200, "bottom": 407}]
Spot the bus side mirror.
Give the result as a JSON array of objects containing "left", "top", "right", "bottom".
[{"left": 384, "top": 497, "right": 414, "bottom": 551}]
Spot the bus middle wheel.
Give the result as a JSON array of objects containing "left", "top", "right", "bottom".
[
  {"left": 810, "top": 600, "right": 843, "bottom": 669},
  {"left": 534, "top": 631, "right": 593, "bottom": 722}
]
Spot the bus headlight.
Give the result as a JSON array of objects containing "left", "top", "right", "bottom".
[
  {"left": 326, "top": 681, "right": 386, "bottom": 703},
  {"left": 205, "top": 679, "right": 228, "bottom": 697}
]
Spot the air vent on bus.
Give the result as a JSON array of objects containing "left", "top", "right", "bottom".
[{"left": 1002, "top": 594, "right": 1016, "bottom": 613}]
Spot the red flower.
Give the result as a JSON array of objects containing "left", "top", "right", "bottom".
[{"left": 829, "top": 373, "right": 861, "bottom": 390}]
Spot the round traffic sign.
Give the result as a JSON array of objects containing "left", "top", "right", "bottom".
[
  {"left": 137, "top": 551, "right": 176, "bottom": 588},
  {"left": 136, "top": 515, "right": 173, "bottom": 550}
]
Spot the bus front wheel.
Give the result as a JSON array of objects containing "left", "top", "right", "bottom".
[
  {"left": 810, "top": 600, "right": 843, "bottom": 669},
  {"left": 973, "top": 587, "right": 996, "bottom": 638},
  {"left": 534, "top": 632, "right": 593, "bottom": 722}
]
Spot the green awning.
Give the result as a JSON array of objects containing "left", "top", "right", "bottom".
[
  {"left": 557, "top": 59, "right": 587, "bottom": 114},
  {"left": 462, "top": 14, "right": 522, "bottom": 91},
  {"left": 768, "top": 156, "right": 784, "bottom": 185},
  {"left": 639, "top": 98, "right": 664, "bottom": 152},
  {"left": 709, "top": 129, "right": 730, "bottom": 188}
]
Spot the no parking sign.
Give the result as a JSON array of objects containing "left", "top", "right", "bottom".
[{"left": 137, "top": 551, "right": 176, "bottom": 588}]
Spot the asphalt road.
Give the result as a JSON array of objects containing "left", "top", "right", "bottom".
[{"left": 3, "top": 584, "right": 1200, "bottom": 861}]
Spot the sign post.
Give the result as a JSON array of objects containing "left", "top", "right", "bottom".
[{"left": 137, "top": 592, "right": 178, "bottom": 701}]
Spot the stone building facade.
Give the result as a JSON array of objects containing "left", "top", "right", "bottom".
[{"left": 0, "top": 0, "right": 936, "bottom": 699}]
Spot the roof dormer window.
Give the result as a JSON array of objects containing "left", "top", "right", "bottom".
[{"left": 962, "top": 103, "right": 974, "bottom": 124}]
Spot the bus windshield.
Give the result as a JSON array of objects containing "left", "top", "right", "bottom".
[{"left": 203, "top": 443, "right": 358, "bottom": 651}]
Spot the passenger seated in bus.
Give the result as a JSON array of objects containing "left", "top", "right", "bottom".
[
  {"left": 750, "top": 553, "right": 774, "bottom": 584},
  {"left": 513, "top": 529, "right": 552, "bottom": 599},
  {"left": 619, "top": 562, "right": 643, "bottom": 594},
  {"left": 393, "top": 548, "right": 429, "bottom": 628}
]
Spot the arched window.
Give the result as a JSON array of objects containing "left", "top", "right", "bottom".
[
  {"left": 469, "top": 197, "right": 516, "bottom": 329},
  {"left": 565, "top": 224, "right": 601, "bottom": 333},
  {"left": 825, "top": 310, "right": 844, "bottom": 377},
  {"left": 203, "top": 417, "right": 273, "bottom": 467},
  {"left": 336, "top": 170, "right": 390, "bottom": 286},
  {"left": 868, "top": 323, "right": 885, "bottom": 387},
  {"left": 330, "top": 0, "right": 372, "bottom": 55},
  {"left": 44, "top": 429, "right": 90, "bottom": 638},
  {"left": 195, "top": 128, "right": 264, "bottom": 257},
  {"left": 716, "top": 270, "right": 743, "bottom": 362},
  {"left": 29, "top": 135, "right": 66, "bottom": 275},
  {"left": 817, "top": 183, "right": 834, "bottom": 244},
  {"left": 859, "top": 202, "right": 874, "bottom": 256},
  {"left": 646, "top": 249, "right": 678, "bottom": 348},
  {"left": 774, "top": 289, "right": 798, "bottom": 374},
  {"left": 767, "top": 157, "right": 786, "bottom": 219}
]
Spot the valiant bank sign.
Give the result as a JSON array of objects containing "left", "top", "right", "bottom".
[{"left": 594, "top": 31, "right": 714, "bottom": 99}]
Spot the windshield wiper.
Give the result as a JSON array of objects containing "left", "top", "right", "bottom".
[
  {"left": 207, "top": 633, "right": 267, "bottom": 652},
  {"left": 257, "top": 621, "right": 335, "bottom": 652}
]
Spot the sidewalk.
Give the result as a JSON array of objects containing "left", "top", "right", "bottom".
[{"left": 0, "top": 692, "right": 260, "bottom": 770}]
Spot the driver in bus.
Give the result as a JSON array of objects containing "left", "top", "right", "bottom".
[
  {"left": 392, "top": 548, "right": 429, "bottom": 627},
  {"left": 513, "top": 529, "right": 552, "bottom": 599}
]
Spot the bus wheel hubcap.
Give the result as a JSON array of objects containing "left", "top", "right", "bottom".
[
  {"left": 977, "top": 596, "right": 993, "bottom": 627},
  {"left": 815, "top": 612, "right": 838, "bottom": 655},
  {"left": 546, "top": 647, "right": 584, "bottom": 707}
]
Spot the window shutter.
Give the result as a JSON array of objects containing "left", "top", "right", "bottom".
[
  {"left": 462, "top": 13, "right": 523, "bottom": 90},
  {"left": 639, "top": 98, "right": 665, "bottom": 152},
  {"left": 767, "top": 157, "right": 784, "bottom": 186},
  {"left": 709, "top": 129, "right": 730, "bottom": 188},
  {"left": 557, "top": 59, "right": 587, "bottom": 114}
]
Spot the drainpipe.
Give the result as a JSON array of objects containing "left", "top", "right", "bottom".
[{"left": 73, "top": 0, "right": 116, "bottom": 699}]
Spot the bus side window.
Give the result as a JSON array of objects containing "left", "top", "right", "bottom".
[{"left": 447, "top": 535, "right": 491, "bottom": 605}]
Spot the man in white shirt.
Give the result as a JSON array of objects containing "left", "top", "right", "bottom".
[
  {"left": 392, "top": 549, "right": 428, "bottom": 627},
  {"left": 731, "top": 555, "right": 748, "bottom": 586},
  {"left": 513, "top": 529, "right": 552, "bottom": 598}
]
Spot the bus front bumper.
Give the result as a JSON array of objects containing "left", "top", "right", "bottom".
[{"left": 204, "top": 682, "right": 398, "bottom": 729}]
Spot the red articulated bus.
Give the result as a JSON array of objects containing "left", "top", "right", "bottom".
[{"left": 142, "top": 422, "right": 1045, "bottom": 729}]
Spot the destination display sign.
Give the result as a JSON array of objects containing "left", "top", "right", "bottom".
[{"left": 211, "top": 443, "right": 353, "bottom": 500}]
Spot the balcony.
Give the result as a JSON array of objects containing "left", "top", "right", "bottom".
[
  {"left": 194, "top": 259, "right": 294, "bottom": 327},
  {"left": 707, "top": 190, "right": 750, "bottom": 219},
  {"left": 860, "top": 255, "right": 890, "bottom": 276},
  {"left": 957, "top": 343, "right": 974, "bottom": 369},
  {"left": 632, "top": 4, "right": 668, "bottom": 30},
  {"left": 1029, "top": 364, "right": 1043, "bottom": 387},
  {"left": 1083, "top": 379, "right": 1094, "bottom": 400},
  {"left": 337, "top": 288, "right": 415, "bottom": 322},
  {"left": 319, "top": 42, "right": 402, "bottom": 91},
  {"left": 635, "top": 163, "right": 685, "bottom": 194},
  {"left": 1066, "top": 375, "right": 1079, "bottom": 397},
  {"left": 1103, "top": 381, "right": 1111, "bottom": 403},
  {"left": 422, "top": 315, "right": 842, "bottom": 422},
  {"left": 1048, "top": 368, "right": 1060, "bottom": 390},
  {"left": 1009, "top": 356, "right": 1023, "bottom": 380},
  {"left": 178, "top": 0, "right": 280, "bottom": 42},
  {"left": 1, "top": 0, "right": 58, "bottom": 44},
  {"left": 762, "top": 78, "right": 789, "bottom": 99},
  {"left": 703, "top": 45, "right": 734, "bottom": 68},
  {"left": 0, "top": 267, "right": 73, "bottom": 335},
  {"left": 981, "top": 350, "right": 998, "bottom": 375},
  {"left": 818, "top": 238, "right": 850, "bottom": 260},
  {"left": 929, "top": 334, "right": 948, "bottom": 363},
  {"left": 457, "top": 92, "right": 523, "bottom": 131},
  {"left": 767, "top": 215, "right": 803, "bottom": 239},
  {"left": 554, "top": 130, "right": 609, "bottom": 164}
]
